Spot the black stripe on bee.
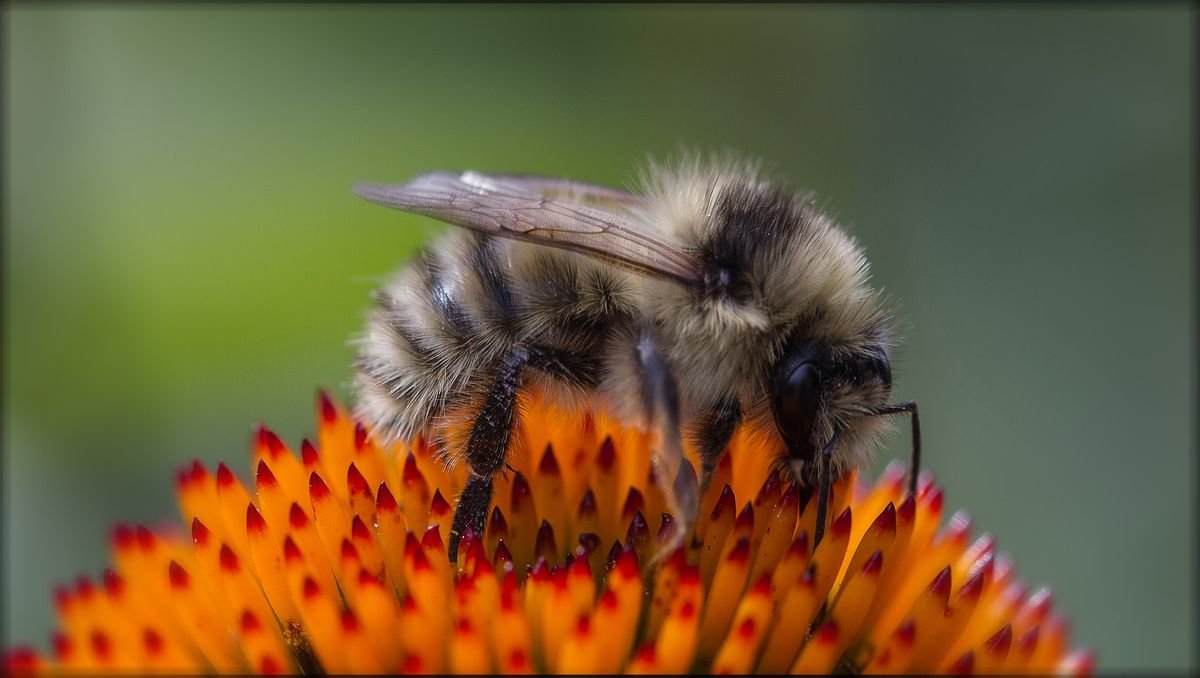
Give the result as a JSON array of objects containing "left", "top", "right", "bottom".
[
  {"left": 469, "top": 234, "right": 518, "bottom": 327},
  {"left": 527, "top": 345, "right": 603, "bottom": 390},
  {"left": 417, "top": 247, "right": 473, "bottom": 340},
  {"left": 697, "top": 181, "right": 809, "bottom": 302}
]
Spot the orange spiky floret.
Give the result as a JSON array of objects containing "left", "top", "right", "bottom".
[{"left": 4, "top": 391, "right": 1093, "bottom": 675}]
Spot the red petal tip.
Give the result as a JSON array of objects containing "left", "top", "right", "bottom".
[
  {"left": 634, "top": 643, "right": 657, "bottom": 664},
  {"left": 679, "top": 565, "right": 701, "bottom": 587},
  {"left": 246, "top": 503, "right": 267, "bottom": 534},
  {"left": 960, "top": 567, "right": 986, "bottom": 600},
  {"left": 219, "top": 544, "right": 239, "bottom": 572},
  {"left": 930, "top": 565, "right": 953, "bottom": 599},
  {"left": 536, "top": 520, "right": 557, "bottom": 556},
  {"left": 862, "top": 549, "right": 884, "bottom": 575},
  {"left": 626, "top": 511, "right": 649, "bottom": 543},
  {"left": 300, "top": 440, "right": 319, "bottom": 466},
  {"left": 597, "top": 436, "right": 616, "bottom": 471},
  {"left": 679, "top": 599, "right": 697, "bottom": 619},
  {"left": 317, "top": 389, "right": 338, "bottom": 424},
  {"left": 376, "top": 482, "right": 398, "bottom": 513},
  {"left": 489, "top": 506, "right": 509, "bottom": 534},
  {"left": 289, "top": 503, "right": 309, "bottom": 529},
  {"left": 622, "top": 487, "right": 645, "bottom": 517},
  {"left": 255, "top": 459, "right": 277, "bottom": 489},
  {"left": 283, "top": 536, "right": 302, "bottom": 563},
  {"left": 816, "top": 619, "right": 839, "bottom": 644},
  {"left": 402, "top": 453, "right": 423, "bottom": 484},
  {"left": 578, "top": 488, "right": 597, "bottom": 517},
  {"left": 511, "top": 472, "right": 532, "bottom": 507},
  {"left": 927, "top": 486, "right": 945, "bottom": 513},
  {"left": 309, "top": 472, "right": 331, "bottom": 501},
  {"left": 751, "top": 572, "right": 773, "bottom": 595},
  {"left": 656, "top": 513, "right": 676, "bottom": 543},
  {"left": 494, "top": 540, "right": 514, "bottom": 570},
  {"left": 112, "top": 524, "right": 135, "bottom": 551},
  {"left": 142, "top": 629, "right": 163, "bottom": 656},
  {"left": 711, "top": 484, "right": 736, "bottom": 521},
  {"left": 102, "top": 569, "right": 124, "bottom": 598},
  {"left": 538, "top": 444, "right": 560, "bottom": 475},
  {"left": 430, "top": 488, "right": 451, "bottom": 515},
  {"left": 874, "top": 502, "right": 897, "bottom": 533},
  {"left": 347, "top": 463, "right": 370, "bottom": 496},
  {"left": 240, "top": 610, "right": 261, "bottom": 634},
  {"left": 738, "top": 617, "right": 757, "bottom": 638},
  {"left": 358, "top": 568, "right": 382, "bottom": 587},
  {"left": 615, "top": 545, "right": 640, "bottom": 577},
  {"left": 735, "top": 502, "right": 755, "bottom": 530},
  {"left": 948, "top": 650, "right": 974, "bottom": 675},
  {"left": 135, "top": 525, "right": 155, "bottom": 551},
  {"left": 831, "top": 507, "right": 853, "bottom": 537},
  {"left": 256, "top": 425, "right": 285, "bottom": 458},
  {"left": 89, "top": 631, "right": 111, "bottom": 661},
  {"left": 898, "top": 494, "right": 917, "bottom": 523},
  {"left": 189, "top": 460, "right": 208, "bottom": 485},
  {"left": 789, "top": 531, "right": 810, "bottom": 558},
  {"left": 190, "top": 518, "right": 210, "bottom": 546},
  {"left": 351, "top": 515, "right": 372, "bottom": 541},
  {"left": 302, "top": 577, "right": 320, "bottom": 599},
  {"left": 216, "top": 462, "right": 236, "bottom": 488},
  {"left": 421, "top": 524, "right": 444, "bottom": 551},
  {"left": 167, "top": 561, "right": 188, "bottom": 589},
  {"left": 985, "top": 624, "right": 1013, "bottom": 657},
  {"left": 727, "top": 536, "right": 751, "bottom": 565}
]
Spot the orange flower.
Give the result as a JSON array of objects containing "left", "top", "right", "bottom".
[{"left": 3, "top": 392, "right": 1094, "bottom": 675}]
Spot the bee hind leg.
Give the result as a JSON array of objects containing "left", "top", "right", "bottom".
[
  {"left": 449, "top": 474, "right": 493, "bottom": 563},
  {"left": 446, "top": 343, "right": 603, "bottom": 564},
  {"left": 448, "top": 349, "right": 531, "bottom": 563}
]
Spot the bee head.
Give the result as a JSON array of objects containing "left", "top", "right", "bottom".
[{"left": 771, "top": 340, "right": 893, "bottom": 480}]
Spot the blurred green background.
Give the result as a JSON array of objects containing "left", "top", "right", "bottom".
[{"left": 3, "top": 5, "right": 1194, "bottom": 671}]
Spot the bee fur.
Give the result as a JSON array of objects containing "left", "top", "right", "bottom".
[{"left": 354, "top": 156, "right": 902, "bottom": 560}]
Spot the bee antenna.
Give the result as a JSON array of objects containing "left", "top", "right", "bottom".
[{"left": 872, "top": 401, "right": 922, "bottom": 496}]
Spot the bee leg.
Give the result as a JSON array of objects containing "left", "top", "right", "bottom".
[
  {"left": 632, "top": 327, "right": 695, "bottom": 561},
  {"left": 875, "top": 401, "right": 922, "bottom": 496},
  {"left": 696, "top": 397, "right": 742, "bottom": 488},
  {"left": 449, "top": 474, "right": 493, "bottom": 563},
  {"left": 812, "top": 430, "right": 843, "bottom": 549},
  {"left": 448, "top": 349, "right": 531, "bottom": 563}
]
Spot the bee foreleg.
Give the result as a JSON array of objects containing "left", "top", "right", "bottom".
[
  {"left": 695, "top": 396, "right": 742, "bottom": 487},
  {"left": 449, "top": 348, "right": 530, "bottom": 563},
  {"left": 812, "top": 429, "right": 843, "bottom": 549},
  {"left": 632, "top": 327, "right": 696, "bottom": 563}
]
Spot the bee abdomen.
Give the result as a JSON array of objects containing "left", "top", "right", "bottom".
[{"left": 355, "top": 231, "right": 636, "bottom": 444}]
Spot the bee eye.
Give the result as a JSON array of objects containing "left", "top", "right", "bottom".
[{"left": 775, "top": 362, "right": 821, "bottom": 459}]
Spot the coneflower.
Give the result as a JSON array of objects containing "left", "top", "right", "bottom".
[{"left": 3, "top": 392, "right": 1093, "bottom": 675}]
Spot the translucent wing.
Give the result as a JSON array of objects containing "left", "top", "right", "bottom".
[
  {"left": 470, "top": 173, "right": 646, "bottom": 209},
  {"left": 354, "top": 171, "right": 703, "bottom": 285}
]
